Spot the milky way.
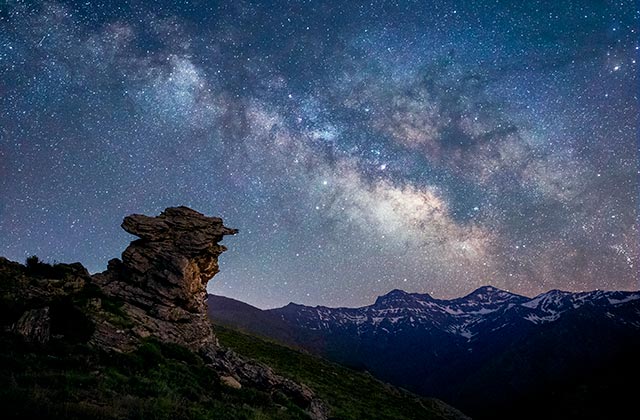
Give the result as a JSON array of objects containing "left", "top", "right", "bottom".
[{"left": 1, "top": 1, "right": 638, "bottom": 308}]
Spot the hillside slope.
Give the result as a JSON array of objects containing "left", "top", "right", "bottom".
[
  {"left": 0, "top": 207, "right": 467, "bottom": 420},
  {"left": 212, "top": 323, "right": 469, "bottom": 420},
  {"left": 209, "top": 288, "right": 640, "bottom": 419},
  {"left": 0, "top": 257, "right": 312, "bottom": 420},
  {"left": 207, "top": 293, "right": 301, "bottom": 345}
]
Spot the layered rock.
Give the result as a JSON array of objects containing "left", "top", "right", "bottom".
[
  {"left": 119, "top": 206, "right": 238, "bottom": 311},
  {"left": 90, "top": 206, "right": 327, "bottom": 419},
  {"left": 212, "top": 346, "right": 328, "bottom": 420},
  {"left": 12, "top": 307, "right": 50, "bottom": 344},
  {"left": 93, "top": 206, "right": 238, "bottom": 355},
  {"left": 1, "top": 207, "right": 327, "bottom": 419}
]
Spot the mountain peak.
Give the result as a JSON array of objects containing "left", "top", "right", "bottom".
[
  {"left": 456, "top": 285, "right": 527, "bottom": 306},
  {"left": 385, "top": 288, "right": 410, "bottom": 297},
  {"left": 470, "top": 285, "right": 501, "bottom": 294},
  {"left": 373, "top": 289, "right": 432, "bottom": 308},
  {"left": 374, "top": 289, "right": 410, "bottom": 307}
]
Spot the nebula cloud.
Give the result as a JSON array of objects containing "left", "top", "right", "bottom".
[{"left": 0, "top": 1, "right": 637, "bottom": 307}]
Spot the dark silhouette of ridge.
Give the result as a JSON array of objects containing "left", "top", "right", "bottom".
[{"left": 208, "top": 286, "right": 640, "bottom": 420}]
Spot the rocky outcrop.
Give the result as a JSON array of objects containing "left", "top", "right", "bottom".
[
  {"left": 0, "top": 207, "right": 327, "bottom": 419},
  {"left": 12, "top": 307, "right": 50, "bottom": 344},
  {"left": 212, "top": 347, "right": 327, "bottom": 419},
  {"left": 92, "top": 206, "right": 238, "bottom": 355},
  {"left": 119, "top": 206, "right": 238, "bottom": 311},
  {"left": 89, "top": 206, "right": 327, "bottom": 419}
]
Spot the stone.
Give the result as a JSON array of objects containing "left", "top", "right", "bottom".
[
  {"left": 220, "top": 375, "right": 242, "bottom": 389},
  {"left": 210, "top": 347, "right": 327, "bottom": 418},
  {"left": 92, "top": 206, "right": 237, "bottom": 355},
  {"left": 119, "top": 206, "right": 238, "bottom": 312},
  {"left": 13, "top": 307, "right": 51, "bottom": 344}
]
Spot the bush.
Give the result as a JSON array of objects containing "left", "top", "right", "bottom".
[{"left": 25, "top": 256, "right": 76, "bottom": 280}]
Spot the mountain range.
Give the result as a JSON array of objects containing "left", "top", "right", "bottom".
[{"left": 208, "top": 286, "right": 640, "bottom": 419}]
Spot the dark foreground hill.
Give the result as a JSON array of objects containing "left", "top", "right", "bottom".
[
  {"left": 0, "top": 206, "right": 466, "bottom": 420},
  {"left": 209, "top": 286, "right": 640, "bottom": 420},
  {"left": 213, "top": 324, "right": 469, "bottom": 420}
]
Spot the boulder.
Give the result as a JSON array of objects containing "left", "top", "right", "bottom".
[
  {"left": 220, "top": 375, "right": 242, "bottom": 389},
  {"left": 13, "top": 307, "right": 50, "bottom": 344},
  {"left": 92, "top": 206, "right": 237, "bottom": 355}
]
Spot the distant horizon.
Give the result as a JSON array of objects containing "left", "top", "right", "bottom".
[
  {"left": 2, "top": 250, "right": 638, "bottom": 309},
  {"left": 208, "top": 283, "right": 640, "bottom": 310}
]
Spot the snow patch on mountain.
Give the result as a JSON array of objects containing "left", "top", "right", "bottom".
[{"left": 271, "top": 286, "right": 640, "bottom": 338}]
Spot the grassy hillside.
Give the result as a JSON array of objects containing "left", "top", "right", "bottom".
[
  {"left": 0, "top": 257, "right": 467, "bottom": 420},
  {"left": 0, "top": 334, "right": 315, "bottom": 420},
  {"left": 0, "top": 257, "right": 310, "bottom": 420},
  {"left": 213, "top": 324, "right": 468, "bottom": 420}
]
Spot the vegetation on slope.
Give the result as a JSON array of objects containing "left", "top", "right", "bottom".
[
  {"left": 1, "top": 256, "right": 466, "bottom": 420},
  {"left": 0, "top": 334, "right": 312, "bottom": 420},
  {"left": 0, "top": 257, "right": 309, "bottom": 420},
  {"left": 213, "top": 324, "right": 466, "bottom": 420}
]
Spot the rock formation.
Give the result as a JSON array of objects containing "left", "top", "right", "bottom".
[
  {"left": 3, "top": 207, "right": 327, "bottom": 419},
  {"left": 93, "top": 206, "right": 326, "bottom": 418},
  {"left": 12, "top": 307, "right": 50, "bottom": 344},
  {"left": 93, "top": 206, "right": 238, "bottom": 356}
]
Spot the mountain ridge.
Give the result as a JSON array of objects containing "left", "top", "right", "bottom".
[
  {"left": 261, "top": 286, "right": 640, "bottom": 339},
  {"left": 208, "top": 285, "right": 640, "bottom": 420}
]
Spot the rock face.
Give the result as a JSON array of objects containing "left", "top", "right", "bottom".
[
  {"left": 13, "top": 307, "right": 50, "bottom": 344},
  {"left": 90, "top": 206, "right": 327, "bottom": 419},
  {"left": 119, "top": 206, "right": 238, "bottom": 312},
  {"left": 93, "top": 206, "right": 238, "bottom": 355}
]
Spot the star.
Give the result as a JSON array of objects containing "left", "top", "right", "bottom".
[{"left": 0, "top": 0, "right": 636, "bottom": 309}]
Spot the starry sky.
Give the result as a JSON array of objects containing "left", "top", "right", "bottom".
[{"left": 1, "top": 0, "right": 638, "bottom": 308}]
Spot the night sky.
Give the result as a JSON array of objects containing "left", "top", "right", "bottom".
[{"left": 1, "top": 1, "right": 638, "bottom": 308}]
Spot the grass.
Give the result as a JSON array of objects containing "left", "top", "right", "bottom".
[
  {"left": 0, "top": 257, "right": 312, "bottom": 420},
  {"left": 213, "top": 324, "right": 462, "bottom": 420},
  {"left": 0, "top": 334, "right": 311, "bottom": 420},
  {"left": 0, "top": 257, "right": 464, "bottom": 420}
]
